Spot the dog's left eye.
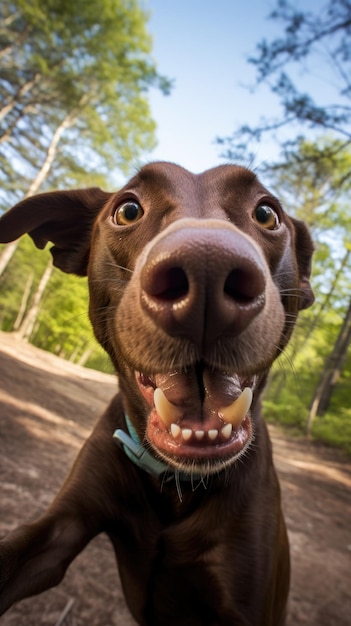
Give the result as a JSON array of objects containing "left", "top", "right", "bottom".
[
  {"left": 253, "top": 204, "right": 279, "bottom": 230},
  {"left": 113, "top": 201, "right": 144, "bottom": 225}
]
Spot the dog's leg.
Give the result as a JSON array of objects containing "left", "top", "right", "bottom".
[
  {"left": 0, "top": 404, "right": 121, "bottom": 615},
  {"left": 0, "top": 509, "right": 93, "bottom": 614}
]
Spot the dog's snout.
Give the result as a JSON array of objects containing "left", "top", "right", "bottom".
[{"left": 140, "top": 224, "right": 267, "bottom": 350}]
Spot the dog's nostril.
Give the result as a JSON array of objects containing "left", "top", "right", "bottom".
[
  {"left": 152, "top": 267, "right": 189, "bottom": 301},
  {"left": 224, "top": 268, "right": 264, "bottom": 303}
]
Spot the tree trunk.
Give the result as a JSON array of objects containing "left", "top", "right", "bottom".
[
  {"left": 0, "top": 109, "right": 77, "bottom": 277},
  {"left": 24, "top": 110, "right": 76, "bottom": 197},
  {"left": 0, "top": 240, "right": 18, "bottom": 276},
  {"left": 69, "top": 346, "right": 80, "bottom": 362},
  {"left": 306, "top": 297, "right": 351, "bottom": 434},
  {"left": 77, "top": 347, "right": 93, "bottom": 366},
  {"left": 13, "top": 272, "right": 34, "bottom": 330},
  {"left": 270, "top": 246, "right": 350, "bottom": 400},
  {"left": 16, "top": 261, "right": 53, "bottom": 341},
  {"left": 0, "top": 73, "right": 40, "bottom": 123},
  {"left": 0, "top": 107, "right": 30, "bottom": 145}
]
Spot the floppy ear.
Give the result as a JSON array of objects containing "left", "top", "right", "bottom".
[
  {"left": 291, "top": 216, "right": 315, "bottom": 310},
  {"left": 0, "top": 188, "right": 112, "bottom": 276}
]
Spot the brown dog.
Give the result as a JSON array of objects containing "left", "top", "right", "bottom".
[{"left": 0, "top": 163, "right": 314, "bottom": 625}]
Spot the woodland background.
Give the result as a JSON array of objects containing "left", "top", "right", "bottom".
[{"left": 0, "top": 0, "right": 350, "bottom": 453}]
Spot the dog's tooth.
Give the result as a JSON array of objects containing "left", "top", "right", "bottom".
[
  {"left": 219, "top": 387, "right": 253, "bottom": 427},
  {"left": 170, "top": 423, "right": 181, "bottom": 438},
  {"left": 208, "top": 429, "right": 218, "bottom": 441},
  {"left": 195, "top": 430, "right": 205, "bottom": 441},
  {"left": 182, "top": 428, "right": 192, "bottom": 442},
  {"left": 154, "top": 387, "right": 180, "bottom": 427},
  {"left": 221, "top": 423, "right": 233, "bottom": 439}
]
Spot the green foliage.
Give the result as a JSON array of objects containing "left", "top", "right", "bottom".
[
  {"left": 0, "top": 238, "right": 111, "bottom": 370},
  {"left": 0, "top": 238, "right": 50, "bottom": 329},
  {"left": 276, "top": 308, "right": 351, "bottom": 446},
  {"left": 266, "top": 138, "right": 351, "bottom": 330},
  {"left": 0, "top": 0, "right": 171, "bottom": 207},
  {"left": 264, "top": 305, "right": 351, "bottom": 455},
  {"left": 312, "top": 412, "right": 351, "bottom": 456},
  {"left": 254, "top": 135, "right": 351, "bottom": 454},
  {"left": 34, "top": 269, "right": 92, "bottom": 356},
  {"left": 311, "top": 351, "right": 351, "bottom": 454}
]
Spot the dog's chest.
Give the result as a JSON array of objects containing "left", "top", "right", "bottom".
[{"left": 109, "top": 494, "right": 254, "bottom": 625}]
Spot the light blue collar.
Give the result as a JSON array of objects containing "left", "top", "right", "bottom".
[
  {"left": 113, "top": 416, "right": 202, "bottom": 483},
  {"left": 113, "top": 416, "right": 170, "bottom": 479}
]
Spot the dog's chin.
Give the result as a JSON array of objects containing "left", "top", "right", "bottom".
[
  {"left": 135, "top": 365, "right": 255, "bottom": 476},
  {"left": 147, "top": 411, "right": 253, "bottom": 476}
]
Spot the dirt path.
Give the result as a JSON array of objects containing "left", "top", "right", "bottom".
[{"left": 0, "top": 331, "right": 350, "bottom": 625}]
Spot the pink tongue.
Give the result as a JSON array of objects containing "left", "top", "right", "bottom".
[{"left": 155, "top": 368, "right": 241, "bottom": 418}]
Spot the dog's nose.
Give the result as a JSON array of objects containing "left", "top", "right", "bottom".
[{"left": 140, "top": 223, "right": 267, "bottom": 350}]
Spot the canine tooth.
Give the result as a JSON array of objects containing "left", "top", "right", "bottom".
[
  {"left": 195, "top": 430, "right": 205, "bottom": 440},
  {"left": 182, "top": 428, "right": 192, "bottom": 442},
  {"left": 221, "top": 423, "right": 233, "bottom": 439},
  {"left": 154, "top": 387, "right": 180, "bottom": 427},
  {"left": 219, "top": 387, "right": 253, "bottom": 427},
  {"left": 170, "top": 423, "right": 181, "bottom": 438},
  {"left": 208, "top": 429, "right": 218, "bottom": 441}
]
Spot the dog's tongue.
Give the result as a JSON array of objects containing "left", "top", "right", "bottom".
[
  {"left": 155, "top": 368, "right": 239, "bottom": 406},
  {"left": 152, "top": 367, "right": 248, "bottom": 427}
]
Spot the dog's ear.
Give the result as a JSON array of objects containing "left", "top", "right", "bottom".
[
  {"left": 0, "top": 188, "right": 112, "bottom": 276},
  {"left": 291, "top": 217, "right": 315, "bottom": 310}
]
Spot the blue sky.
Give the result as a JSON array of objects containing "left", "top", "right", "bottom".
[{"left": 143, "top": 0, "right": 334, "bottom": 173}]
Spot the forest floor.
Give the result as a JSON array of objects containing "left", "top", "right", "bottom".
[{"left": 0, "top": 330, "right": 350, "bottom": 626}]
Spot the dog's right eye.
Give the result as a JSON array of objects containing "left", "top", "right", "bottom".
[
  {"left": 253, "top": 204, "right": 280, "bottom": 230},
  {"left": 113, "top": 201, "right": 144, "bottom": 226}
]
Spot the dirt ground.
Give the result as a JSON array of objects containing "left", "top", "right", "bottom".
[{"left": 0, "top": 330, "right": 350, "bottom": 626}]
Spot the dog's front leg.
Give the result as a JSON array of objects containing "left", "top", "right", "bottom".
[
  {"left": 0, "top": 506, "right": 93, "bottom": 614},
  {"left": 0, "top": 404, "right": 121, "bottom": 616}
]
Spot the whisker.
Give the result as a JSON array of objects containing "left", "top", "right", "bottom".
[
  {"left": 105, "top": 261, "right": 134, "bottom": 273},
  {"left": 174, "top": 471, "right": 183, "bottom": 502}
]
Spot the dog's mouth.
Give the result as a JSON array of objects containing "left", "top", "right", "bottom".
[{"left": 135, "top": 362, "right": 255, "bottom": 474}]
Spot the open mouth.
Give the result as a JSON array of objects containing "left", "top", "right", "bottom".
[{"left": 136, "top": 362, "right": 255, "bottom": 474}]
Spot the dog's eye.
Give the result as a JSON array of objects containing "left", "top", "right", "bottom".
[
  {"left": 113, "top": 201, "right": 144, "bottom": 225},
  {"left": 253, "top": 204, "right": 279, "bottom": 230}
]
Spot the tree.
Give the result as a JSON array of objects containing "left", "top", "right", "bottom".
[
  {"left": 0, "top": 0, "right": 170, "bottom": 206},
  {"left": 0, "top": 235, "right": 107, "bottom": 368},
  {"left": 255, "top": 138, "right": 351, "bottom": 436},
  {"left": 0, "top": 0, "right": 171, "bottom": 274},
  {"left": 15, "top": 260, "right": 52, "bottom": 340},
  {"left": 0, "top": 109, "right": 79, "bottom": 274},
  {"left": 262, "top": 137, "right": 351, "bottom": 306},
  {"left": 307, "top": 296, "right": 351, "bottom": 432},
  {"left": 219, "top": 0, "right": 351, "bottom": 163}
]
